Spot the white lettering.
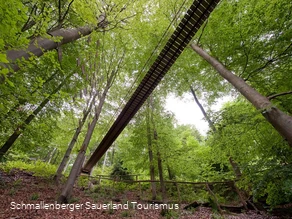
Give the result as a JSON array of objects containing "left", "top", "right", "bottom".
[
  {"left": 131, "top": 201, "right": 137, "bottom": 209},
  {"left": 85, "top": 202, "right": 91, "bottom": 209},
  {"left": 10, "top": 202, "right": 16, "bottom": 210}
]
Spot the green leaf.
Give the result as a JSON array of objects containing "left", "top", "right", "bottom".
[
  {"left": 0, "top": 53, "right": 9, "bottom": 63},
  {"left": 6, "top": 78, "right": 15, "bottom": 87},
  {"left": 0, "top": 68, "right": 9, "bottom": 75}
]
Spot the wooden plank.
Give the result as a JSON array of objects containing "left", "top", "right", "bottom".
[{"left": 82, "top": 0, "right": 220, "bottom": 174}]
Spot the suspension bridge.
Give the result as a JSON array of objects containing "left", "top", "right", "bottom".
[{"left": 82, "top": 0, "right": 220, "bottom": 174}]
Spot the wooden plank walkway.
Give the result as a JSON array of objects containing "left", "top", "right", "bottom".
[{"left": 82, "top": 0, "right": 220, "bottom": 174}]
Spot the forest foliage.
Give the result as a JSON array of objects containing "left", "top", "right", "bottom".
[{"left": 0, "top": 0, "right": 291, "bottom": 208}]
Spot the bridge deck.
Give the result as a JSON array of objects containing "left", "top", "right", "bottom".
[{"left": 82, "top": 0, "right": 220, "bottom": 174}]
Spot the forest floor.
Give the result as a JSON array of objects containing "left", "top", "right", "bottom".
[{"left": 0, "top": 169, "right": 289, "bottom": 219}]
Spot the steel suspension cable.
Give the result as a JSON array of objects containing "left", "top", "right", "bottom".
[{"left": 83, "top": 0, "right": 221, "bottom": 173}]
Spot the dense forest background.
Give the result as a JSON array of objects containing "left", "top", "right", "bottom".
[{"left": 0, "top": 0, "right": 291, "bottom": 211}]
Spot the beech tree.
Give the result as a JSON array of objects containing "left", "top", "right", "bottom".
[
  {"left": 0, "top": 0, "right": 291, "bottom": 209},
  {"left": 0, "top": 0, "right": 137, "bottom": 80},
  {"left": 54, "top": 91, "right": 98, "bottom": 183},
  {"left": 191, "top": 43, "right": 292, "bottom": 147},
  {"left": 58, "top": 37, "right": 125, "bottom": 203},
  {"left": 206, "top": 100, "right": 292, "bottom": 206},
  {"left": 5, "top": 26, "right": 95, "bottom": 73},
  {"left": 146, "top": 98, "right": 157, "bottom": 200},
  {"left": 53, "top": 38, "right": 101, "bottom": 183},
  {"left": 0, "top": 70, "right": 74, "bottom": 159}
]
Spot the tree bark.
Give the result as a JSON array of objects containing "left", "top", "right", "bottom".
[
  {"left": 58, "top": 81, "right": 111, "bottom": 203},
  {"left": 167, "top": 165, "right": 175, "bottom": 180},
  {"left": 149, "top": 96, "right": 167, "bottom": 202},
  {"left": 47, "top": 148, "right": 57, "bottom": 164},
  {"left": 190, "top": 86, "right": 216, "bottom": 132},
  {"left": 190, "top": 83, "right": 243, "bottom": 179},
  {"left": 232, "top": 181, "right": 248, "bottom": 210},
  {"left": 52, "top": 149, "right": 59, "bottom": 165},
  {"left": 101, "top": 150, "right": 108, "bottom": 174},
  {"left": 111, "top": 143, "right": 115, "bottom": 165},
  {"left": 206, "top": 183, "right": 223, "bottom": 214},
  {"left": 157, "top": 151, "right": 167, "bottom": 202},
  {"left": 190, "top": 43, "right": 292, "bottom": 147},
  {"left": 146, "top": 99, "right": 157, "bottom": 200},
  {"left": 154, "top": 130, "right": 167, "bottom": 203},
  {"left": 5, "top": 26, "right": 93, "bottom": 73},
  {"left": 43, "top": 149, "right": 53, "bottom": 163},
  {"left": 63, "top": 155, "right": 72, "bottom": 173},
  {"left": 229, "top": 157, "right": 242, "bottom": 179},
  {"left": 268, "top": 91, "right": 292, "bottom": 100},
  {"left": 189, "top": 48, "right": 245, "bottom": 206},
  {"left": 54, "top": 93, "right": 97, "bottom": 183},
  {"left": 57, "top": 94, "right": 106, "bottom": 203},
  {"left": 0, "top": 73, "right": 72, "bottom": 158}
]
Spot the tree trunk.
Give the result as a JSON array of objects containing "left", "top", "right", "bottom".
[
  {"left": 43, "top": 149, "right": 53, "bottom": 163},
  {"left": 190, "top": 76, "right": 243, "bottom": 186},
  {"left": 3, "top": 71, "right": 59, "bottom": 121},
  {"left": 190, "top": 86, "right": 216, "bottom": 132},
  {"left": 229, "top": 157, "right": 242, "bottom": 179},
  {"left": 149, "top": 96, "right": 166, "bottom": 202},
  {"left": 5, "top": 26, "right": 93, "bottom": 73},
  {"left": 63, "top": 155, "right": 72, "bottom": 173},
  {"left": 167, "top": 165, "right": 175, "bottom": 180},
  {"left": 154, "top": 130, "right": 167, "bottom": 203},
  {"left": 232, "top": 181, "right": 248, "bottom": 210},
  {"left": 57, "top": 90, "right": 108, "bottom": 203},
  {"left": 0, "top": 73, "right": 72, "bottom": 158},
  {"left": 101, "top": 150, "right": 108, "bottom": 174},
  {"left": 146, "top": 100, "right": 157, "bottom": 200},
  {"left": 111, "top": 143, "right": 115, "bottom": 165},
  {"left": 47, "top": 148, "right": 57, "bottom": 164},
  {"left": 157, "top": 152, "right": 166, "bottom": 201},
  {"left": 206, "top": 183, "right": 223, "bottom": 214},
  {"left": 190, "top": 43, "right": 292, "bottom": 147},
  {"left": 52, "top": 150, "right": 59, "bottom": 165},
  {"left": 57, "top": 146, "right": 86, "bottom": 203},
  {"left": 54, "top": 93, "right": 97, "bottom": 183}
]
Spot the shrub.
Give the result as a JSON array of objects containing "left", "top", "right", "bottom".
[
  {"left": 31, "top": 193, "right": 39, "bottom": 200},
  {"left": 0, "top": 160, "right": 57, "bottom": 177},
  {"left": 252, "top": 164, "right": 292, "bottom": 207},
  {"left": 121, "top": 210, "right": 132, "bottom": 217},
  {"left": 77, "top": 175, "right": 90, "bottom": 188}
]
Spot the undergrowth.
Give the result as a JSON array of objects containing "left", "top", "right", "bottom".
[{"left": 0, "top": 160, "right": 57, "bottom": 177}]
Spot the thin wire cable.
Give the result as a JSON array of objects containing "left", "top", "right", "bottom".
[
  {"left": 93, "top": 0, "right": 190, "bottom": 146},
  {"left": 122, "top": 0, "right": 190, "bottom": 104},
  {"left": 90, "top": 0, "right": 190, "bottom": 149}
]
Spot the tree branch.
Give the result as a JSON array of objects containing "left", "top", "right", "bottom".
[
  {"left": 61, "top": 0, "right": 75, "bottom": 23},
  {"left": 268, "top": 91, "right": 292, "bottom": 100},
  {"left": 21, "top": 4, "right": 37, "bottom": 32},
  {"left": 244, "top": 42, "right": 292, "bottom": 81},
  {"left": 109, "top": 51, "right": 125, "bottom": 87},
  {"left": 58, "top": 0, "right": 62, "bottom": 24},
  {"left": 196, "top": 19, "right": 208, "bottom": 45},
  {"left": 190, "top": 85, "right": 216, "bottom": 132}
]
